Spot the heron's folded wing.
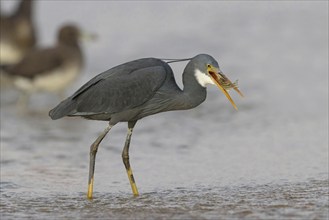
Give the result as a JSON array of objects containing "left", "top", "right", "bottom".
[
  {"left": 70, "top": 58, "right": 164, "bottom": 99},
  {"left": 74, "top": 65, "right": 167, "bottom": 114}
]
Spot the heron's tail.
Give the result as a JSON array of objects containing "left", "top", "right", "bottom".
[{"left": 49, "top": 98, "right": 76, "bottom": 120}]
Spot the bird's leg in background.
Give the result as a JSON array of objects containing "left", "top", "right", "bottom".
[
  {"left": 16, "top": 91, "right": 31, "bottom": 112},
  {"left": 87, "top": 123, "right": 113, "bottom": 199},
  {"left": 122, "top": 121, "right": 139, "bottom": 196}
]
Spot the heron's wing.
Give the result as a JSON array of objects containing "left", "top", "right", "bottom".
[
  {"left": 3, "top": 48, "right": 63, "bottom": 78},
  {"left": 73, "top": 65, "right": 167, "bottom": 114},
  {"left": 71, "top": 58, "right": 162, "bottom": 99}
]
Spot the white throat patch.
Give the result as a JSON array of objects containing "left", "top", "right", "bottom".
[{"left": 194, "top": 69, "right": 215, "bottom": 87}]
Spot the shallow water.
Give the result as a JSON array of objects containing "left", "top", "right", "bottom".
[
  {"left": 1, "top": 100, "right": 328, "bottom": 219},
  {"left": 1, "top": 179, "right": 328, "bottom": 220},
  {"left": 1, "top": 1, "right": 328, "bottom": 219}
]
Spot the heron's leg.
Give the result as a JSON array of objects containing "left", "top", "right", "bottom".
[
  {"left": 122, "top": 121, "right": 139, "bottom": 196},
  {"left": 87, "top": 123, "right": 113, "bottom": 199}
]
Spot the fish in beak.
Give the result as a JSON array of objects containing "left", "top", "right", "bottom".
[{"left": 207, "top": 65, "right": 244, "bottom": 110}]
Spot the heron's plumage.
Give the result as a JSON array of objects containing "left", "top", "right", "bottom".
[
  {"left": 49, "top": 54, "right": 220, "bottom": 124},
  {"left": 194, "top": 69, "right": 215, "bottom": 87},
  {"left": 76, "top": 66, "right": 167, "bottom": 114},
  {"left": 49, "top": 58, "right": 173, "bottom": 121},
  {"left": 48, "top": 54, "right": 241, "bottom": 198}
]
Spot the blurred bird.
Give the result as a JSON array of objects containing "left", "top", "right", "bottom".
[
  {"left": 2, "top": 24, "right": 87, "bottom": 108},
  {"left": 0, "top": 0, "right": 37, "bottom": 65},
  {"left": 49, "top": 54, "right": 243, "bottom": 199}
]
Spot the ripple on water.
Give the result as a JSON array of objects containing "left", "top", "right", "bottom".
[{"left": 0, "top": 178, "right": 328, "bottom": 219}]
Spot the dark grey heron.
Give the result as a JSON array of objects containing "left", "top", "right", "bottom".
[
  {"left": 49, "top": 54, "right": 243, "bottom": 199},
  {"left": 0, "top": 0, "right": 36, "bottom": 65}
]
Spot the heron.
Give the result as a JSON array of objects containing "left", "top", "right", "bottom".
[
  {"left": 0, "top": 0, "right": 37, "bottom": 65},
  {"left": 49, "top": 54, "right": 243, "bottom": 199}
]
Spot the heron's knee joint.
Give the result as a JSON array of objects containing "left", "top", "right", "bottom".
[
  {"left": 90, "top": 144, "right": 98, "bottom": 155},
  {"left": 122, "top": 157, "right": 130, "bottom": 170},
  {"left": 122, "top": 153, "right": 129, "bottom": 160}
]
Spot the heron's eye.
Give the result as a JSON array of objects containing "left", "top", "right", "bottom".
[{"left": 207, "top": 64, "right": 211, "bottom": 68}]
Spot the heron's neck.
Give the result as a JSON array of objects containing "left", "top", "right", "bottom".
[{"left": 180, "top": 66, "right": 207, "bottom": 109}]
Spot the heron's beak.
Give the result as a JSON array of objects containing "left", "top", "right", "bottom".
[{"left": 208, "top": 66, "right": 244, "bottom": 110}]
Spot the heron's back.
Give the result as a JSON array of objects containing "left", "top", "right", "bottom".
[{"left": 49, "top": 58, "right": 177, "bottom": 121}]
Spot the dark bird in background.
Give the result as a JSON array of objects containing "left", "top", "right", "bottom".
[
  {"left": 49, "top": 54, "right": 243, "bottom": 199},
  {"left": 2, "top": 24, "right": 86, "bottom": 108},
  {"left": 0, "top": 0, "right": 36, "bottom": 65}
]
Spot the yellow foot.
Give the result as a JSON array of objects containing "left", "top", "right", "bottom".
[
  {"left": 127, "top": 168, "right": 139, "bottom": 196},
  {"left": 87, "top": 178, "right": 94, "bottom": 199}
]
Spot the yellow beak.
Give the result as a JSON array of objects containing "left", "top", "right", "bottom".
[{"left": 208, "top": 67, "right": 243, "bottom": 110}]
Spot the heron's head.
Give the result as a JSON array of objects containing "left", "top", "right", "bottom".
[{"left": 192, "top": 54, "right": 243, "bottom": 110}]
